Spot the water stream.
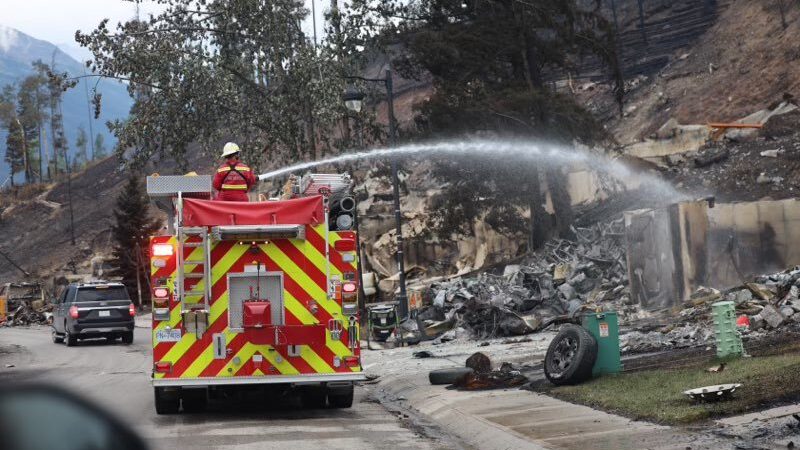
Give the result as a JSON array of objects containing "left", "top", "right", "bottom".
[{"left": 258, "top": 139, "right": 687, "bottom": 203}]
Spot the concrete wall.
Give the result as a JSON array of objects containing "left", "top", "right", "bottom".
[{"left": 625, "top": 198, "right": 800, "bottom": 309}]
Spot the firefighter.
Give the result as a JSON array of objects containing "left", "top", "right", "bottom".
[{"left": 212, "top": 142, "right": 257, "bottom": 202}]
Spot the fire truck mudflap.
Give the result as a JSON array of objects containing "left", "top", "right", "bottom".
[{"left": 147, "top": 174, "right": 364, "bottom": 414}]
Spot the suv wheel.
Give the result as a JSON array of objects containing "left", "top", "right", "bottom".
[
  {"left": 121, "top": 331, "right": 134, "bottom": 345},
  {"left": 64, "top": 326, "right": 77, "bottom": 347},
  {"left": 52, "top": 328, "right": 63, "bottom": 344}
]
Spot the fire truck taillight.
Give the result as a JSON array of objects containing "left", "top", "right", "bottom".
[
  {"left": 154, "top": 288, "right": 169, "bottom": 298},
  {"left": 154, "top": 361, "right": 172, "bottom": 373},
  {"left": 344, "top": 356, "right": 360, "bottom": 367},
  {"left": 152, "top": 243, "right": 174, "bottom": 256},
  {"left": 342, "top": 283, "right": 357, "bottom": 294},
  {"left": 69, "top": 305, "right": 79, "bottom": 319}
]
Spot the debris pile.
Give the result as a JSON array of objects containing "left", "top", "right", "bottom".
[
  {"left": 3, "top": 302, "right": 52, "bottom": 326},
  {"left": 418, "top": 219, "right": 635, "bottom": 340},
  {"left": 448, "top": 352, "right": 528, "bottom": 390},
  {"left": 620, "top": 266, "right": 800, "bottom": 353}
]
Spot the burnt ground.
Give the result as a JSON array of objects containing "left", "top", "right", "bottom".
[{"left": 663, "top": 110, "right": 800, "bottom": 202}]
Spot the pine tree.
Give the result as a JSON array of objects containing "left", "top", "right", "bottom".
[
  {"left": 94, "top": 133, "right": 107, "bottom": 159},
  {"left": 75, "top": 126, "right": 88, "bottom": 168},
  {"left": 110, "top": 172, "right": 161, "bottom": 305},
  {"left": 4, "top": 118, "right": 25, "bottom": 186}
]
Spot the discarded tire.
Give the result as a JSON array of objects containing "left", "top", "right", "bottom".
[
  {"left": 544, "top": 324, "right": 597, "bottom": 386},
  {"left": 429, "top": 367, "right": 474, "bottom": 385}
]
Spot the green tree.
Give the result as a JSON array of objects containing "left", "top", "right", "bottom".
[
  {"left": 110, "top": 172, "right": 161, "bottom": 305},
  {"left": 350, "top": 0, "right": 622, "bottom": 247},
  {"left": 17, "top": 70, "right": 49, "bottom": 183},
  {"left": 74, "top": 126, "right": 88, "bottom": 168},
  {"left": 4, "top": 118, "right": 25, "bottom": 187},
  {"left": 94, "top": 133, "right": 107, "bottom": 159},
  {"left": 76, "top": 0, "right": 363, "bottom": 170}
]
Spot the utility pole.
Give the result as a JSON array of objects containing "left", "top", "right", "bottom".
[{"left": 384, "top": 69, "right": 409, "bottom": 320}]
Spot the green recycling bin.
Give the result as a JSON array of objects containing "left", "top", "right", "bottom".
[{"left": 582, "top": 311, "right": 622, "bottom": 376}]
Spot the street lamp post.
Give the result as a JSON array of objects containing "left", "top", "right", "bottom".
[{"left": 343, "top": 69, "right": 409, "bottom": 320}]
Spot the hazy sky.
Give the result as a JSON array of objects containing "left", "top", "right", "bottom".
[{"left": 1, "top": 0, "right": 326, "bottom": 54}]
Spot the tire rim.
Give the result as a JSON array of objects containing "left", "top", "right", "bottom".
[{"left": 548, "top": 336, "right": 578, "bottom": 377}]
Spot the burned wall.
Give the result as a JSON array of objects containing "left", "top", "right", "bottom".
[{"left": 625, "top": 198, "right": 800, "bottom": 309}]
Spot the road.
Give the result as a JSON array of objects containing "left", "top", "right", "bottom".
[{"left": 0, "top": 326, "right": 452, "bottom": 450}]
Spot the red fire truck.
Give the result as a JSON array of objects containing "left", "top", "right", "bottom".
[{"left": 146, "top": 173, "right": 364, "bottom": 414}]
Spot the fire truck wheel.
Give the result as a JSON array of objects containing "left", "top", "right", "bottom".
[
  {"left": 64, "top": 327, "right": 77, "bottom": 347},
  {"left": 121, "top": 331, "right": 134, "bottom": 345},
  {"left": 181, "top": 389, "right": 208, "bottom": 413},
  {"left": 301, "top": 387, "right": 327, "bottom": 409},
  {"left": 154, "top": 388, "right": 180, "bottom": 415},
  {"left": 52, "top": 328, "right": 63, "bottom": 344},
  {"left": 328, "top": 386, "right": 354, "bottom": 409}
]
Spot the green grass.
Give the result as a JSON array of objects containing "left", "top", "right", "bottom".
[{"left": 542, "top": 353, "right": 800, "bottom": 424}]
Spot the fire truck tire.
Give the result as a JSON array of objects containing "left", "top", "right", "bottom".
[
  {"left": 301, "top": 387, "right": 327, "bottom": 409},
  {"left": 544, "top": 324, "right": 597, "bottom": 386},
  {"left": 181, "top": 389, "right": 208, "bottom": 413},
  {"left": 428, "top": 367, "right": 474, "bottom": 385},
  {"left": 52, "top": 328, "right": 64, "bottom": 343},
  {"left": 328, "top": 386, "right": 354, "bottom": 409},
  {"left": 121, "top": 331, "right": 134, "bottom": 345},
  {"left": 154, "top": 388, "right": 180, "bottom": 415},
  {"left": 64, "top": 327, "right": 77, "bottom": 347}
]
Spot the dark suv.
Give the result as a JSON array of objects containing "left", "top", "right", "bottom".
[{"left": 52, "top": 282, "right": 135, "bottom": 346}]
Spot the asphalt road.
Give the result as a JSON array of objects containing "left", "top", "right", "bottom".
[{"left": 0, "top": 326, "right": 449, "bottom": 450}]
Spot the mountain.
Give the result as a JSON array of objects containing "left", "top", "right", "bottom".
[{"left": 0, "top": 24, "right": 132, "bottom": 182}]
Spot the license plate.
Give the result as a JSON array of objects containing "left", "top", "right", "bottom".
[
  {"left": 156, "top": 329, "right": 182, "bottom": 342},
  {"left": 98, "top": 310, "right": 111, "bottom": 317}
]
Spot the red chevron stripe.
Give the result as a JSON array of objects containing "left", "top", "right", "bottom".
[
  {"left": 272, "top": 240, "right": 327, "bottom": 292},
  {"left": 305, "top": 226, "right": 356, "bottom": 275},
  {"left": 198, "top": 333, "right": 248, "bottom": 377}
]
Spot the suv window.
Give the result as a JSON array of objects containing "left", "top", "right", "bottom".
[
  {"left": 74, "top": 286, "right": 130, "bottom": 303},
  {"left": 65, "top": 287, "right": 77, "bottom": 304}
]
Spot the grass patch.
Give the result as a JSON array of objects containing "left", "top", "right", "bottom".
[{"left": 541, "top": 353, "right": 800, "bottom": 425}]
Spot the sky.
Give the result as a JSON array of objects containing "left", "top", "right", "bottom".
[{"left": 0, "top": 0, "right": 326, "bottom": 59}]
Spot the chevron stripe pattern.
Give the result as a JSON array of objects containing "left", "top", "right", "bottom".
[{"left": 150, "top": 224, "right": 361, "bottom": 380}]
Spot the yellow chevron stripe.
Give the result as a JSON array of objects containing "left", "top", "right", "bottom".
[
  {"left": 259, "top": 244, "right": 343, "bottom": 324},
  {"left": 217, "top": 344, "right": 299, "bottom": 376},
  {"left": 300, "top": 345, "right": 334, "bottom": 374},
  {"left": 284, "top": 291, "right": 318, "bottom": 324},
  {"left": 182, "top": 331, "right": 236, "bottom": 378}
]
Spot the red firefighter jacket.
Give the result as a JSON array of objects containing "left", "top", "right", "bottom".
[{"left": 212, "top": 162, "right": 256, "bottom": 202}]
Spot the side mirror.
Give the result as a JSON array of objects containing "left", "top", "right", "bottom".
[{"left": 0, "top": 384, "right": 148, "bottom": 450}]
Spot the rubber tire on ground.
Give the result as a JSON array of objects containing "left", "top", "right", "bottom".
[
  {"left": 121, "top": 331, "right": 134, "bottom": 345},
  {"left": 181, "top": 389, "right": 208, "bottom": 413},
  {"left": 154, "top": 387, "right": 180, "bottom": 415},
  {"left": 544, "top": 324, "right": 598, "bottom": 386},
  {"left": 301, "top": 387, "right": 327, "bottom": 409},
  {"left": 64, "top": 327, "right": 77, "bottom": 347},
  {"left": 428, "top": 367, "right": 474, "bottom": 385},
  {"left": 328, "top": 386, "right": 354, "bottom": 409},
  {"left": 52, "top": 329, "right": 63, "bottom": 344}
]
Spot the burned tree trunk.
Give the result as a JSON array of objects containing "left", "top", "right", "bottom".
[
  {"left": 528, "top": 167, "right": 548, "bottom": 251},
  {"left": 547, "top": 166, "right": 575, "bottom": 241}
]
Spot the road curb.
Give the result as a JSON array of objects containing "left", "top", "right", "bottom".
[{"left": 376, "top": 372, "right": 547, "bottom": 450}]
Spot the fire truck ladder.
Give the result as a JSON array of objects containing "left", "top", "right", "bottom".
[{"left": 176, "top": 193, "right": 212, "bottom": 336}]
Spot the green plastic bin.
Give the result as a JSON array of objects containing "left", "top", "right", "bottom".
[
  {"left": 711, "top": 300, "right": 743, "bottom": 359},
  {"left": 582, "top": 311, "right": 622, "bottom": 376}
]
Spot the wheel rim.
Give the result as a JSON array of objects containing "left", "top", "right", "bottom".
[{"left": 548, "top": 336, "right": 579, "bottom": 377}]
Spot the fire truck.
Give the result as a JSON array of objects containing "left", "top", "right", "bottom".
[{"left": 146, "top": 173, "right": 364, "bottom": 414}]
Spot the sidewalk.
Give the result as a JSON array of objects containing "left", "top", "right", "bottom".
[{"left": 364, "top": 337, "right": 726, "bottom": 450}]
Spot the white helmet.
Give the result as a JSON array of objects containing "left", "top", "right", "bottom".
[{"left": 221, "top": 142, "right": 240, "bottom": 158}]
